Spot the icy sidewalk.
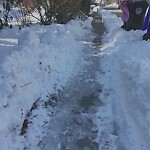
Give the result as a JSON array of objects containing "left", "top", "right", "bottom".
[
  {"left": 41, "top": 45, "right": 101, "bottom": 150},
  {"left": 95, "top": 8, "right": 150, "bottom": 150},
  {"left": 37, "top": 12, "right": 106, "bottom": 150}
]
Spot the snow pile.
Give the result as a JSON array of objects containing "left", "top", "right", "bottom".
[
  {"left": 0, "top": 18, "right": 92, "bottom": 150},
  {"left": 96, "top": 9, "right": 150, "bottom": 150},
  {"left": 104, "top": 3, "right": 119, "bottom": 9}
]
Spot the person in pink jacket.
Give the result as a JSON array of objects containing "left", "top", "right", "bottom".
[{"left": 119, "top": 0, "right": 136, "bottom": 28}]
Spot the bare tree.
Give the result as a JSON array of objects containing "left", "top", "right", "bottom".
[
  {"left": 0, "top": 0, "right": 13, "bottom": 28},
  {"left": 0, "top": 0, "right": 91, "bottom": 27},
  {"left": 17, "top": 0, "right": 91, "bottom": 25}
]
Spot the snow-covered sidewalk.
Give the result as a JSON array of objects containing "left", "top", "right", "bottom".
[
  {"left": 95, "top": 8, "right": 150, "bottom": 150},
  {"left": 1, "top": 4, "right": 150, "bottom": 150}
]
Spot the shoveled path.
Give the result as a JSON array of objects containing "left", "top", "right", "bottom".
[{"left": 41, "top": 12, "right": 105, "bottom": 150}]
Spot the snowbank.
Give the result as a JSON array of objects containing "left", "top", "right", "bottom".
[
  {"left": 104, "top": 3, "right": 119, "bottom": 9},
  {"left": 0, "top": 18, "right": 92, "bottom": 149},
  {"left": 96, "top": 9, "right": 150, "bottom": 150}
]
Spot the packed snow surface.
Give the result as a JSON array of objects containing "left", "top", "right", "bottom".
[{"left": 95, "top": 8, "right": 150, "bottom": 150}]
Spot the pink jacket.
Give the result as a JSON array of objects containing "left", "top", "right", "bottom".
[{"left": 119, "top": 0, "right": 136, "bottom": 22}]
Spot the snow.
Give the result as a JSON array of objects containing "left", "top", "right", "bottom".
[
  {"left": 103, "top": 3, "right": 119, "bottom": 9},
  {"left": 95, "top": 8, "right": 150, "bottom": 150},
  {"left": 0, "top": 17, "right": 93, "bottom": 149},
  {"left": 1, "top": 3, "right": 150, "bottom": 150}
]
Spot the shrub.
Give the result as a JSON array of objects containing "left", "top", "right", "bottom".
[{"left": 18, "top": 0, "right": 91, "bottom": 25}]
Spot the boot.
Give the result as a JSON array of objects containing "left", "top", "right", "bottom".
[{"left": 143, "top": 33, "right": 150, "bottom": 41}]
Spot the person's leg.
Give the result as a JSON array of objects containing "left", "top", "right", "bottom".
[{"left": 143, "top": 23, "right": 150, "bottom": 41}]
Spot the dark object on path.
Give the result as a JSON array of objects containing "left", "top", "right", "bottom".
[
  {"left": 142, "top": 7, "right": 150, "bottom": 40},
  {"left": 143, "top": 33, "right": 150, "bottom": 40},
  {"left": 0, "top": 18, "right": 3, "bottom": 30},
  {"left": 121, "top": 0, "right": 149, "bottom": 31}
]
